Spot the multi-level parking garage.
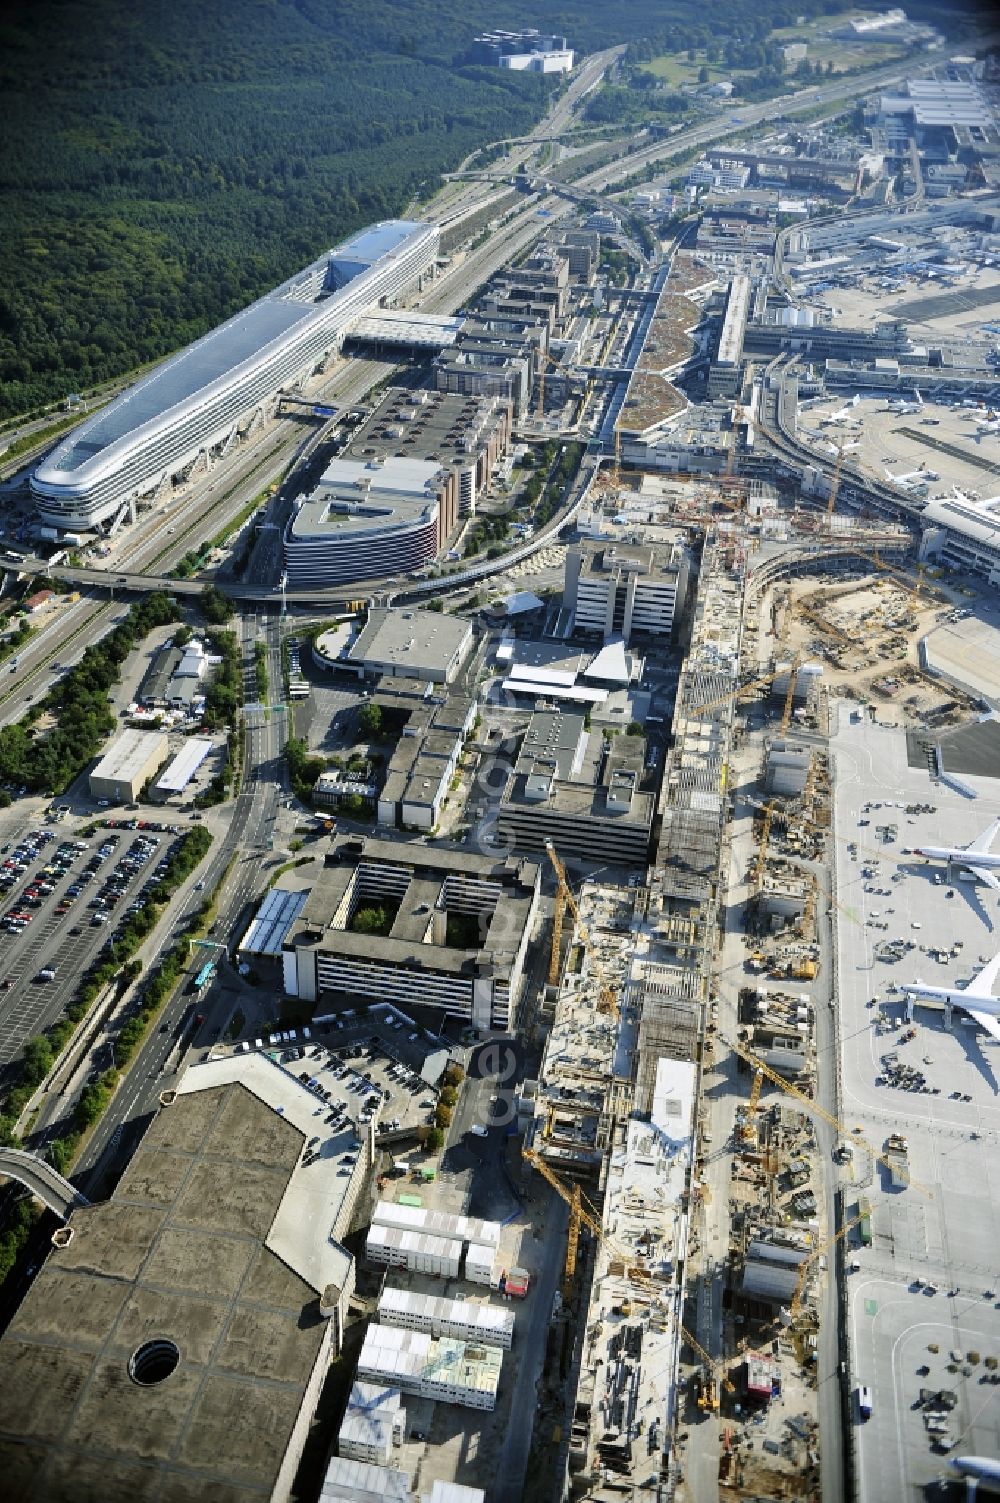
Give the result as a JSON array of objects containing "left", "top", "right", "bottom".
[{"left": 31, "top": 220, "right": 439, "bottom": 533}]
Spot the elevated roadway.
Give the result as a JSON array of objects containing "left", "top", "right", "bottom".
[
  {"left": 0, "top": 1147, "right": 89, "bottom": 1220},
  {"left": 754, "top": 357, "right": 924, "bottom": 528}
]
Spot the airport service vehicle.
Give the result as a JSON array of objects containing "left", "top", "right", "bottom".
[
  {"left": 915, "top": 818, "right": 1000, "bottom": 891},
  {"left": 902, "top": 951, "right": 1000, "bottom": 1042}
]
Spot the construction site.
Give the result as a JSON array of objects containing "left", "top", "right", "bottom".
[
  {"left": 503, "top": 437, "right": 991, "bottom": 1503},
  {"left": 776, "top": 571, "right": 980, "bottom": 727}
]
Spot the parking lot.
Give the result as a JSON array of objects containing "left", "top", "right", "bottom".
[
  {"left": 831, "top": 709, "right": 1000, "bottom": 1498},
  {"left": 0, "top": 822, "right": 181, "bottom": 1074},
  {"left": 229, "top": 1007, "right": 449, "bottom": 1141}
]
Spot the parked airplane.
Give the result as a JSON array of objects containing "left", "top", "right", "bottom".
[
  {"left": 884, "top": 469, "right": 929, "bottom": 490},
  {"left": 888, "top": 389, "right": 923, "bottom": 415},
  {"left": 822, "top": 394, "right": 861, "bottom": 425},
  {"left": 915, "top": 818, "right": 1000, "bottom": 891},
  {"left": 901, "top": 950, "right": 1000, "bottom": 1042},
  {"left": 950, "top": 1456, "right": 1000, "bottom": 1497}
]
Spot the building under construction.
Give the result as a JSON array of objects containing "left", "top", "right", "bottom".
[{"left": 517, "top": 536, "right": 746, "bottom": 1498}]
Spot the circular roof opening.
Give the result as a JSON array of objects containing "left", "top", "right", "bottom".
[{"left": 128, "top": 1338, "right": 180, "bottom": 1387}]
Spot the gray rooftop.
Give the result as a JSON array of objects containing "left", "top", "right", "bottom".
[
  {"left": 288, "top": 836, "right": 539, "bottom": 972},
  {"left": 906, "top": 716, "right": 1000, "bottom": 780},
  {"left": 347, "top": 607, "right": 472, "bottom": 678},
  {"left": 0, "top": 1084, "right": 336, "bottom": 1501}
]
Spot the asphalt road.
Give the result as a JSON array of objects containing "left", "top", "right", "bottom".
[
  {"left": 441, "top": 1040, "right": 568, "bottom": 1503},
  {"left": 73, "top": 609, "right": 286, "bottom": 1191}
]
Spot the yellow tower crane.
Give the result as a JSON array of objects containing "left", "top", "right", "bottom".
[
  {"left": 545, "top": 842, "right": 619, "bottom": 1019},
  {"left": 548, "top": 882, "right": 566, "bottom": 987},
  {"left": 722, "top": 1034, "right": 932, "bottom": 1197},
  {"left": 790, "top": 1208, "right": 869, "bottom": 1321},
  {"left": 909, "top": 561, "right": 927, "bottom": 615},
  {"left": 740, "top": 1063, "right": 766, "bottom": 1145},
  {"left": 523, "top": 1147, "right": 734, "bottom": 1407},
  {"left": 779, "top": 654, "right": 802, "bottom": 735},
  {"left": 826, "top": 443, "right": 847, "bottom": 518}
]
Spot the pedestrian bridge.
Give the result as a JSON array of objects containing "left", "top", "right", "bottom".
[{"left": 0, "top": 1147, "right": 89, "bottom": 1221}]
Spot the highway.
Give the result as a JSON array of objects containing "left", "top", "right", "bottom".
[{"left": 0, "top": 47, "right": 944, "bottom": 715}]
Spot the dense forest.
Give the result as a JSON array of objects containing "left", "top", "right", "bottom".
[{"left": 0, "top": 0, "right": 991, "bottom": 421}]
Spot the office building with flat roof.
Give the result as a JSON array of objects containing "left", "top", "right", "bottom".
[
  {"left": 285, "top": 454, "right": 449, "bottom": 588},
  {"left": 282, "top": 835, "right": 540, "bottom": 1032},
  {"left": 341, "top": 606, "right": 474, "bottom": 685},
  {"left": 470, "top": 29, "right": 573, "bottom": 71},
  {"left": 919, "top": 494, "right": 1000, "bottom": 585},
  {"left": 564, "top": 539, "right": 690, "bottom": 642},
  {"left": 33, "top": 221, "right": 438, "bottom": 533},
  {"left": 283, "top": 387, "right": 511, "bottom": 586},
  {"left": 496, "top": 708, "right": 654, "bottom": 866},
  {"left": 434, "top": 315, "right": 543, "bottom": 416},
  {"left": 707, "top": 273, "right": 751, "bottom": 398},
  {"left": 369, "top": 688, "right": 476, "bottom": 832}
]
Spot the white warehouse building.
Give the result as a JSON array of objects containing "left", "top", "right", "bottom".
[
  {"left": 356, "top": 1325, "right": 503, "bottom": 1411},
  {"left": 366, "top": 1225, "right": 463, "bottom": 1279},
  {"left": 377, "top": 1287, "right": 515, "bottom": 1349},
  {"left": 336, "top": 1381, "right": 405, "bottom": 1467},
  {"left": 371, "top": 1199, "right": 503, "bottom": 1252},
  {"left": 919, "top": 494, "right": 1000, "bottom": 586},
  {"left": 32, "top": 220, "right": 439, "bottom": 533}
]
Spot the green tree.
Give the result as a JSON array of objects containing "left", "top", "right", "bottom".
[
  {"left": 424, "top": 1127, "right": 445, "bottom": 1152},
  {"left": 434, "top": 1102, "right": 452, "bottom": 1129},
  {"left": 351, "top": 905, "right": 388, "bottom": 936},
  {"left": 201, "top": 585, "right": 234, "bottom": 625},
  {"left": 358, "top": 701, "right": 383, "bottom": 738},
  {"left": 21, "top": 1036, "right": 55, "bottom": 1089}
]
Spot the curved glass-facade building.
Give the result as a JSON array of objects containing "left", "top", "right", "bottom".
[{"left": 32, "top": 221, "right": 439, "bottom": 532}]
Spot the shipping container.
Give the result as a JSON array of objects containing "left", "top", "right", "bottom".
[{"left": 858, "top": 1196, "right": 872, "bottom": 1247}]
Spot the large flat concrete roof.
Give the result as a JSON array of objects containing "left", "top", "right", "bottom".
[
  {"left": 177, "top": 1056, "right": 358, "bottom": 1296},
  {"left": 0, "top": 1085, "right": 333, "bottom": 1501}
]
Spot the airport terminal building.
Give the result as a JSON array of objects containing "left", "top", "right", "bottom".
[{"left": 32, "top": 220, "right": 439, "bottom": 533}]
